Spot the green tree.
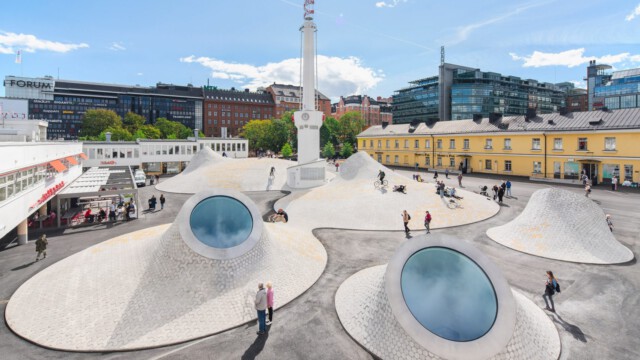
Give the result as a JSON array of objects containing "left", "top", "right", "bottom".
[
  {"left": 123, "top": 112, "right": 146, "bottom": 134},
  {"left": 269, "top": 118, "right": 294, "bottom": 152},
  {"left": 137, "top": 124, "right": 162, "bottom": 139},
  {"left": 322, "top": 142, "right": 335, "bottom": 158},
  {"left": 280, "top": 111, "right": 298, "bottom": 149},
  {"left": 154, "top": 117, "right": 193, "bottom": 139},
  {"left": 98, "top": 127, "right": 133, "bottom": 141},
  {"left": 281, "top": 143, "right": 293, "bottom": 158},
  {"left": 340, "top": 141, "right": 354, "bottom": 158},
  {"left": 241, "top": 119, "right": 272, "bottom": 150},
  {"left": 337, "top": 111, "right": 365, "bottom": 145},
  {"left": 81, "top": 109, "right": 122, "bottom": 137}
]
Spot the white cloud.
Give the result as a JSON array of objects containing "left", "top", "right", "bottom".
[
  {"left": 625, "top": 4, "right": 640, "bottom": 21},
  {"left": 375, "top": 0, "right": 407, "bottom": 8},
  {"left": 180, "top": 55, "right": 383, "bottom": 99},
  {"left": 109, "top": 42, "right": 126, "bottom": 51},
  {"left": 0, "top": 31, "right": 88, "bottom": 53},
  {"left": 510, "top": 48, "right": 640, "bottom": 68},
  {"left": 136, "top": 72, "right": 144, "bottom": 76},
  {"left": 447, "top": 1, "right": 551, "bottom": 45},
  {"left": 569, "top": 80, "right": 586, "bottom": 89}
]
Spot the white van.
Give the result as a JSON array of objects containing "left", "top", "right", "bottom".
[{"left": 134, "top": 170, "right": 146, "bottom": 187}]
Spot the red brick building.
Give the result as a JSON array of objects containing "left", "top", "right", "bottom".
[
  {"left": 265, "top": 83, "right": 331, "bottom": 119},
  {"left": 332, "top": 95, "right": 392, "bottom": 126},
  {"left": 203, "top": 87, "right": 275, "bottom": 138},
  {"left": 565, "top": 89, "right": 588, "bottom": 113}
]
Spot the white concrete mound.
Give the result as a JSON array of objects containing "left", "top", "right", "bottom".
[
  {"left": 5, "top": 191, "right": 326, "bottom": 351},
  {"left": 156, "top": 149, "right": 296, "bottom": 193},
  {"left": 335, "top": 265, "right": 561, "bottom": 360},
  {"left": 278, "top": 151, "right": 499, "bottom": 231},
  {"left": 487, "top": 188, "right": 634, "bottom": 264}
]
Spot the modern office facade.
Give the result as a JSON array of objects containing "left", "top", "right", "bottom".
[
  {"left": 203, "top": 87, "right": 275, "bottom": 138},
  {"left": 587, "top": 61, "right": 640, "bottom": 111},
  {"left": 332, "top": 95, "right": 392, "bottom": 126},
  {"left": 4, "top": 76, "right": 204, "bottom": 140},
  {"left": 358, "top": 108, "right": 640, "bottom": 186},
  {"left": 0, "top": 120, "right": 83, "bottom": 242},
  {"left": 392, "top": 63, "right": 566, "bottom": 124},
  {"left": 82, "top": 137, "right": 248, "bottom": 174}
]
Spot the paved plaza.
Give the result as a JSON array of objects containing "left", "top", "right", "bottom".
[{"left": 1, "top": 161, "right": 639, "bottom": 359}]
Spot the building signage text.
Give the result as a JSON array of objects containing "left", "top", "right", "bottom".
[
  {"left": 3, "top": 79, "right": 52, "bottom": 89},
  {"left": 100, "top": 161, "right": 117, "bottom": 165},
  {"left": 29, "top": 181, "right": 65, "bottom": 209}
]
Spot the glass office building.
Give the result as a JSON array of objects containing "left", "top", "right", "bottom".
[
  {"left": 392, "top": 63, "right": 566, "bottom": 123},
  {"left": 592, "top": 67, "right": 640, "bottom": 110},
  {"left": 392, "top": 76, "right": 439, "bottom": 124},
  {"left": 5, "top": 76, "right": 203, "bottom": 140}
]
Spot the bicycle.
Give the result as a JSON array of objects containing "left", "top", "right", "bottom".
[{"left": 374, "top": 179, "right": 389, "bottom": 189}]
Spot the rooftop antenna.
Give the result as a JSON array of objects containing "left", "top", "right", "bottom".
[{"left": 441, "top": 45, "right": 445, "bottom": 65}]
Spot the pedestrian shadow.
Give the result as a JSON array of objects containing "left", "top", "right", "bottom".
[
  {"left": 12, "top": 261, "right": 37, "bottom": 271},
  {"left": 498, "top": 202, "right": 510, "bottom": 207},
  {"left": 552, "top": 313, "right": 587, "bottom": 343},
  {"left": 241, "top": 331, "right": 270, "bottom": 360},
  {"left": 266, "top": 176, "right": 274, "bottom": 191},
  {"left": 505, "top": 196, "right": 519, "bottom": 200},
  {"left": 378, "top": 187, "right": 388, "bottom": 194}
]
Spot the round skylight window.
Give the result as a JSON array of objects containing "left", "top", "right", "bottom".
[{"left": 400, "top": 247, "right": 497, "bottom": 342}]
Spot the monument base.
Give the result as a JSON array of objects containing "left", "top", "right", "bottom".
[{"left": 287, "top": 159, "right": 326, "bottom": 189}]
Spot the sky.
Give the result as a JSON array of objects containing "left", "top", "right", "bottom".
[{"left": 1, "top": 0, "right": 639, "bottom": 101}]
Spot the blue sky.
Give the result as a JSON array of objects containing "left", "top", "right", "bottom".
[{"left": 1, "top": 0, "right": 639, "bottom": 101}]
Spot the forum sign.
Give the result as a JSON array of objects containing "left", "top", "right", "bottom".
[{"left": 4, "top": 76, "right": 55, "bottom": 100}]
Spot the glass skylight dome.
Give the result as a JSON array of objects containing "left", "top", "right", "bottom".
[
  {"left": 386, "top": 235, "right": 516, "bottom": 360},
  {"left": 400, "top": 247, "right": 497, "bottom": 342},
  {"left": 178, "top": 189, "right": 264, "bottom": 259},
  {"left": 190, "top": 196, "right": 253, "bottom": 249}
]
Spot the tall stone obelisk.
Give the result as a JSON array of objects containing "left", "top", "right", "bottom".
[{"left": 287, "top": 0, "right": 326, "bottom": 188}]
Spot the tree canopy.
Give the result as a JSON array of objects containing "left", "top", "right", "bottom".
[
  {"left": 240, "top": 113, "right": 296, "bottom": 153},
  {"left": 322, "top": 142, "right": 335, "bottom": 158},
  {"left": 281, "top": 143, "right": 293, "bottom": 158},
  {"left": 81, "top": 109, "right": 122, "bottom": 137},
  {"left": 340, "top": 141, "right": 354, "bottom": 158},
  {"left": 337, "top": 111, "right": 365, "bottom": 146}
]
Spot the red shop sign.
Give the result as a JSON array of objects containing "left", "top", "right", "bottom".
[{"left": 29, "top": 181, "right": 65, "bottom": 209}]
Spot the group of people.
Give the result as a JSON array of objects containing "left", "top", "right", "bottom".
[
  {"left": 490, "top": 180, "right": 511, "bottom": 203},
  {"left": 85, "top": 201, "right": 136, "bottom": 223},
  {"left": 254, "top": 282, "right": 275, "bottom": 335},
  {"left": 148, "top": 194, "right": 166, "bottom": 211},
  {"left": 269, "top": 208, "right": 288, "bottom": 223},
  {"left": 401, "top": 209, "right": 433, "bottom": 235}
]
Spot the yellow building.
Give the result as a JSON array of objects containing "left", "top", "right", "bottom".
[{"left": 357, "top": 109, "right": 640, "bottom": 186}]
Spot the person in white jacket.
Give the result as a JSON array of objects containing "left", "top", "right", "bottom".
[{"left": 255, "top": 283, "right": 268, "bottom": 335}]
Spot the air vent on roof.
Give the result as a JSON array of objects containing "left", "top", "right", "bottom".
[
  {"left": 548, "top": 120, "right": 555, "bottom": 125},
  {"left": 497, "top": 123, "right": 509, "bottom": 130},
  {"left": 601, "top": 106, "right": 609, "bottom": 112},
  {"left": 589, "top": 119, "right": 603, "bottom": 126},
  {"left": 559, "top": 107, "right": 569, "bottom": 115},
  {"left": 473, "top": 114, "right": 483, "bottom": 122},
  {"left": 489, "top": 112, "right": 502, "bottom": 123},
  {"left": 425, "top": 118, "right": 438, "bottom": 126},
  {"left": 382, "top": 121, "right": 389, "bottom": 129},
  {"left": 525, "top": 108, "right": 537, "bottom": 121},
  {"left": 408, "top": 119, "right": 420, "bottom": 133}
]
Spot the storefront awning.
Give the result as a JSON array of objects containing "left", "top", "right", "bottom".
[
  {"left": 66, "top": 156, "right": 79, "bottom": 165},
  {"left": 49, "top": 160, "right": 67, "bottom": 173},
  {"left": 575, "top": 159, "right": 601, "bottom": 163},
  {"left": 78, "top": 153, "right": 88, "bottom": 160}
]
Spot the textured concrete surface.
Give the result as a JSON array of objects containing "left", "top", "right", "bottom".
[
  {"left": 336, "top": 265, "right": 561, "bottom": 360},
  {"left": 1, "top": 172, "right": 639, "bottom": 359},
  {"left": 487, "top": 188, "right": 634, "bottom": 264},
  {"left": 5, "top": 200, "right": 326, "bottom": 351},
  {"left": 277, "top": 152, "right": 500, "bottom": 231},
  {"left": 156, "top": 147, "right": 297, "bottom": 193}
]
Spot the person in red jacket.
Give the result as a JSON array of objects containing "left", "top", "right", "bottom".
[{"left": 424, "top": 210, "right": 432, "bottom": 234}]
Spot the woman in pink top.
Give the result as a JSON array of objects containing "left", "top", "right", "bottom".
[{"left": 266, "top": 282, "right": 274, "bottom": 325}]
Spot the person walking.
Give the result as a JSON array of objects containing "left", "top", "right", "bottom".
[
  {"left": 611, "top": 176, "right": 617, "bottom": 191},
  {"left": 160, "top": 194, "right": 165, "bottom": 210},
  {"left": 109, "top": 202, "right": 117, "bottom": 221},
  {"left": 255, "top": 283, "right": 267, "bottom": 335},
  {"left": 506, "top": 180, "right": 512, "bottom": 197},
  {"left": 445, "top": 168, "right": 449, "bottom": 179},
  {"left": 498, "top": 186, "right": 505, "bottom": 203},
  {"left": 457, "top": 173, "right": 463, "bottom": 187},
  {"left": 269, "top": 166, "right": 276, "bottom": 178},
  {"left": 266, "top": 282, "right": 274, "bottom": 325},
  {"left": 402, "top": 210, "right": 411, "bottom": 234},
  {"left": 492, "top": 184, "right": 499, "bottom": 201},
  {"left": 155, "top": 174, "right": 160, "bottom": 184},
  {"left": 543, "top": 271, "right": 560, "bottom": 313},
  {"left": 585, "top": 183, "right": 591, "bottom": 197},
  {"left": 335, "top": 162, "right": 339, "bottom": 172},
  {"left": 35, "top": 234, "right": 48, "bottom": 261},
  {"left": 424, "top": 211, "right": 432, "bottom": 234},
  {"left": 433, "top": 170, "right": 438, "bottom": 180},
  {"left": 606, "top": 214, "right": 613, "bottom": 232}
]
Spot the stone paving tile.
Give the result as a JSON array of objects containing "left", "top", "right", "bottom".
[
  {"left": 6, "top": 221, "right": 326, "bottom": 351},
  {"left": 335, "top": 265, "right": 561, "bottom": 360},
  {"left": 487, "top": 188, "right": 634, "bottom": 264}
]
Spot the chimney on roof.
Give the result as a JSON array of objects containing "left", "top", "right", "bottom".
[
  {"left": 382, "top": 121, "right": 389, "bottom": 129},
  {"left": 489, "top": 113, "right": 502, "bottom": 123},
  {"left": 559, "top": 107, "right": 568, "bottom": 115},
  {"left": 473, "top": 114, "right": 483, "bottom": 122},
  {"left": 194, "top": 128, "right": 199, "bottom": 140},
  {"left": 525, "top": 108, "right": 537, "bottom": 121},
  {"left": 105, "top": 132, "right": 112, "bottom": 143}
]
